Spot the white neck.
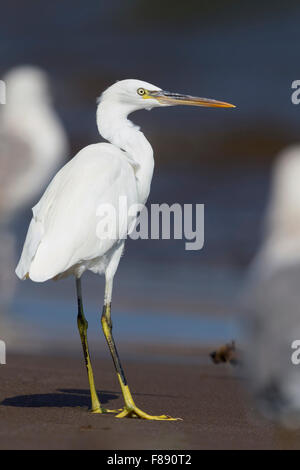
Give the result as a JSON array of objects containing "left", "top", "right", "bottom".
[{"left": 96, "top": 100, "right": 154, "bottom": 204}]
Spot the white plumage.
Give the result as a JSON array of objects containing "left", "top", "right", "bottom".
[
  {"left": 16, "top": 79, "right": 234, "bottom": 419},
  {"left": 244, "top": 145, "right": 300, "bottom": 426},
  {"left": 1, "top": 66, "right": 68, "bottom": 223},
  {"left": 16, "top": 79, "right": 234, "bottom": 285},
  {"left": 17, "top": 143, "right": 138, "bottom": 281},
  {"left": 16, "top": 79, "right": 157, "bottom": 282}
]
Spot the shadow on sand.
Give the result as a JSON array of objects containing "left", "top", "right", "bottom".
[
  {"left": 1, "top": 387, "right": 178, "bottom": 408},
  {"left": 0, "top": 389, "right": 118, "bottom": 408}
]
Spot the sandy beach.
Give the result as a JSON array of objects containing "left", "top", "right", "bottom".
[{"left": 1, "top": 352, "right": 300, "bottom": 450}]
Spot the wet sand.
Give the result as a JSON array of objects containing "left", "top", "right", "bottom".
[{"left": 1, "top": 352, "right": 300, "bottom": 449}]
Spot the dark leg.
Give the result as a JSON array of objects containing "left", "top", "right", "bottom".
[
  {"left": 76, "top": 277, "right": 118, "bottom": 413},
  {"left": 101, "top": 278, "right": 180, "bottom": 420}
]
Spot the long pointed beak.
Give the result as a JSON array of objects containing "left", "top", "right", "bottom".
[{"left": 149, "top": 90, "right": 235, "bottom": 108}]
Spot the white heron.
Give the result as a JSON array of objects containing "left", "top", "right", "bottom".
[
  {"left": 0, "top": 66, "right": 68, "bottom": 308},
  {"left": 16, "top": 79, "right": 234, "bottom": 420},
  {"left": 244, "top": 145, "right": 300, "bottom": 427}
]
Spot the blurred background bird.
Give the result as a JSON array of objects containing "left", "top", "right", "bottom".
[
  {"left": 243, "top": 145, "right": 300, "bottom": 427},
  {"left": 0, "top": 65, "right": 68, "bottom": 341}
]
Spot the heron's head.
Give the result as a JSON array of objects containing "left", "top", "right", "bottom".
[{"left": 98, "top": 79, "right": 235, "bottom": 114}]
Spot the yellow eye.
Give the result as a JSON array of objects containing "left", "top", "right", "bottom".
[{"left": 137, "top": 88, "right": 145, "bottom": 96}]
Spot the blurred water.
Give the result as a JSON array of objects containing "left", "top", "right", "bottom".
[{"left": 11, "top": 295, "right": 241, "bottom": 347}]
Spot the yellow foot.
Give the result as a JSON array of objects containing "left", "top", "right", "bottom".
[
  {"left": 91, "top": 407, "right": 122, "bottom": 414},
  {"left": 115, "top": 406, "right": 181, "bottom": 421}
]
